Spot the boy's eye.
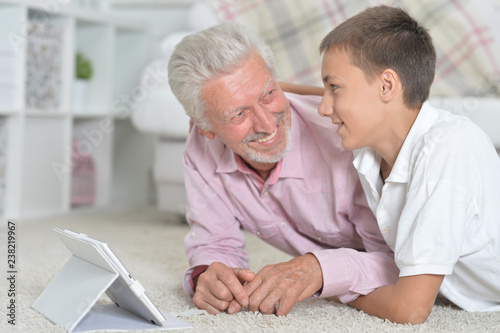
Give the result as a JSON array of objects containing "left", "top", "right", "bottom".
[{"left": 330, "top": 84, "right": 338, "bottom": 91}]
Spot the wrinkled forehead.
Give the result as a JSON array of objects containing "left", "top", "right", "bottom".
[{"left": 202, "top": 54, "right": 278, "bottom": 115}]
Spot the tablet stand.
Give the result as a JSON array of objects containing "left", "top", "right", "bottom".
[
  {"left": 32, "top": 229, "right": 192, "bottom": 332},
  {"left": 32, "top": 255, "right": 120, "bottom": 332}
]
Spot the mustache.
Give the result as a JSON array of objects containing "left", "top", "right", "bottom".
[{"left": 242, "top": 112, "right": 285, "bottom": 144}]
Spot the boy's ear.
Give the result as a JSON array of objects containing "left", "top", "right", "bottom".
[{"left": 379, "top": 69, "right": 399, "bottom": 102}]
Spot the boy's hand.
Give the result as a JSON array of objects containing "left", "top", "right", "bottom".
[{"left": 192, "top": 262, "right": 255, "bottom": 315}]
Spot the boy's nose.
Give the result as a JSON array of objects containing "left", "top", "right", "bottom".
[{"left": 318, "top": 95, "right": 334, "bottom": 118}]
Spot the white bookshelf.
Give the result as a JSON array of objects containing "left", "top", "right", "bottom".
[{"left": 0, "top": 0, "right": 151, "bottom": 221}]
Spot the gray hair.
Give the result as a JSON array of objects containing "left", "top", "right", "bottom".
[{"left": 168, "top": 22, "right": 278, "bottom": 131}]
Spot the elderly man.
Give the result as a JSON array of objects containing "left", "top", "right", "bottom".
[{"left": 168, "top": 23, "right": 398, "bottom": 316}]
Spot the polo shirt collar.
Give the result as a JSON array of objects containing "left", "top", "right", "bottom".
[
  {"left": 353, "top": 102, "right": 439, "bottom": 184},
  {"left": 387, "top": 101, "right": 439, "bottom": 183},
  {"left": 353, "top": 147, "right": 382, "bottom": 185},
  {"left": 215, "top": 107, "right": 304, "bottom": 181}
]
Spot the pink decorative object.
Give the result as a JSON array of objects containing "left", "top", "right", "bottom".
[{"left": 71, "top": 140, "right": 96, "bottom": 206}]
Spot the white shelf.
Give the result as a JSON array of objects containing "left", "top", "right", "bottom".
[
  {"left": 0, "top": 0, "right": 150, "bottom": 28},
  {"left": 75, "top": 21, "right": 114, "bottom": 112},
  {"left": 0, "top": 1, "right": 150, "bottom": 221},
  {"left": 0, "top": 4, "right": 26, "bottom": 112},
  {"left": 21, "top": 117, "right": 70, "bottom": 217},
  {"left": 25, "top": 111, "right": 71, "bottom": 118}
]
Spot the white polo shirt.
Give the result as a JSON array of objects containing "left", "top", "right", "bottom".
[{"left": 353, "top": 102, "right": 500, "bottom": 312}]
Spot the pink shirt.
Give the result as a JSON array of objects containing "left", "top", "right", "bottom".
[{"left": 183, "top": 93, "right": 398, "bottom": 303}]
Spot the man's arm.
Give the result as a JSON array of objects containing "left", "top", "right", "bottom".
[
  {"left": 183, "top": 133, "right": 253, "bottom": 312},
  {"left": 349, "top": 274, "right": 445, "bottom": 324}
]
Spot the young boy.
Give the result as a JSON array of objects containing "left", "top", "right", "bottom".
[{"left": 318, "top": 5, "right": 500, "bottom": 324}]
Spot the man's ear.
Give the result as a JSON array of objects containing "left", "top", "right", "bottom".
[
  {"left": 199, "top": 128, "right": 216, "bottom": 140},
  {"left": 190, "top": 118, "right": 216, "bottom": 139},
  {"left": 379, "top": 69, "right": 399, "bottom": 102}
]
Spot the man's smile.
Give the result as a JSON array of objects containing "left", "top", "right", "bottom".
[{"left": 256, "top": 126, "right": 278, "bottom": 143}]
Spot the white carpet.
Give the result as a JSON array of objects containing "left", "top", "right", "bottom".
[{"left": 1, "top": 207, "right": 499, "bottom": 333}]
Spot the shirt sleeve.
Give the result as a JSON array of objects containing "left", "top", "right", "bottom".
[
  {"left": 311, "top": 166, "right": 399, "bottom": 303},
  {"left": 182, "top": 143, "right": 250, "bottom": 297},
  {"left": 182, "top": 265, "right": 209, "bottom": 298},
  {"left": 311, "top": 248, "right": 398, "bottom": 303},
  {"left": 396, "top": 180, "right": 470, "bottom": 277},
  {"left": 394, "top": 128, "right": 479, "bottom": 278}
]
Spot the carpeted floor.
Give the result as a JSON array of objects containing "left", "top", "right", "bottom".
[{"left": 1, "top": 207, "right": 499, "bottom": 333}]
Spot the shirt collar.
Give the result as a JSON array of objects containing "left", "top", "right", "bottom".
[
  {"left": 387, "top": 101, "right": 439, "bottom": 183},
  {"left": 353, "top": 102, "right": 439, "bottom": 184},
  {"left": 215, "top": 106, "right": 304, "bottom": 182},
  {"left": 353, "top": 148, "right": 382, "bottom": 187}
]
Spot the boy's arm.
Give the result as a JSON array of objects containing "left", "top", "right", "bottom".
[
  {"left": 348, "top": 274, "right": 445, "bottom": 325},
  {"left": 278, "top": 82, "right": 325, "bottom": 96}
]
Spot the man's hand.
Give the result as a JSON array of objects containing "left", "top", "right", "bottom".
[
  {"left": 192, "top": 262, "right": 255, "bottom": 315},
  {"left": 230, "top": 254, "right": 323, "bottom": 316}
]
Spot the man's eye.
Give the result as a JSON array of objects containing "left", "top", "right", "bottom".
[
  {"left": 330, "top": 84, "right": 338, "bottom": 91},
  {"left": 230, "top": 109, "right": 247, "bottom": 122},
  {"left": 262, "top": 89, "right": 275, "bottom": 102}
]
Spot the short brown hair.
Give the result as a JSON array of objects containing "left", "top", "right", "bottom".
[{"left": 320, "top": 5, "right": 436, "bottom": 109}]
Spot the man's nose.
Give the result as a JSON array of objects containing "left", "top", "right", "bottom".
[
  {"left": 252, "top": 106, "right": 276, "bottom": 133},
  {"left": 318, "top": 94, "right": 334, "bottom": 118}
]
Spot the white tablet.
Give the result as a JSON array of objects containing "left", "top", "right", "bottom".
[{"left": 54, "top": 228, "right": 166, "bottom": 326}]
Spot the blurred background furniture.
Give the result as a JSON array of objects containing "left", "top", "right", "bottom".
[{"left": 0, "top": 0, "right": 152, "bottom": 221}]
